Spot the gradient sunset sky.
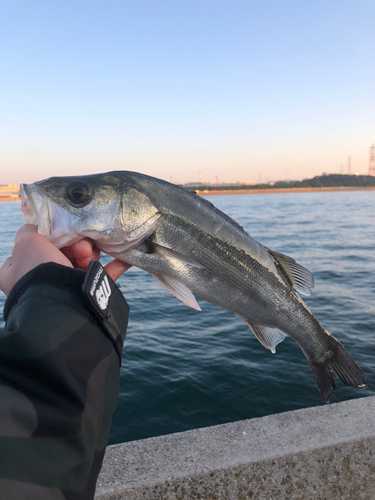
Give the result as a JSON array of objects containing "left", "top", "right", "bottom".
[{"left": 1, "top": 0, "right": 374, "bottom": 185}]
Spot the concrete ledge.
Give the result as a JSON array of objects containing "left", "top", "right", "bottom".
[{"left": 95, "top": 396, "right": 375, "bottom": 499}]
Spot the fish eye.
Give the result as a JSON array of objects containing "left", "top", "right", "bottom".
[{"left": 65, "top": 182, "right": 91, "bottom": 206}]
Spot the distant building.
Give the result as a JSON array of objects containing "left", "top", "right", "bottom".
[{"left": 0, "top": 184, "right": 21, "bottom": 201}]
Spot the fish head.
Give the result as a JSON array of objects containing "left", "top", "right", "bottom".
[{"left": 20, "top": 172, "right": 160, "bottom": 250}]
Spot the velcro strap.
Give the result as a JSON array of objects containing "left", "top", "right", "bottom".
[{"left": 82, "top": 261, "right": 122, "bottom": 364}]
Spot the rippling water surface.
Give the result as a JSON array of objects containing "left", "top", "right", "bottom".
[{"left": 1, "top": 191, "right": 374, "bottom": 444}]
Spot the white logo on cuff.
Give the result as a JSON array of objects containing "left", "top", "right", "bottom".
[{"left": 95, "top": 275, "right": 111, "bottom": 310}]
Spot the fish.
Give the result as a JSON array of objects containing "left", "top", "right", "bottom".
[{"left": 20, "top": 171, "right": 367, "bottom": 402}]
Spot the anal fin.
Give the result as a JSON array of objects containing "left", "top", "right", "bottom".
[{"left": 245, "top": 321, "right": 286, "bottom": 353}]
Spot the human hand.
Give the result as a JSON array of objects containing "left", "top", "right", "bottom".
[
  {"left": 0, "top": 225, "right": 131, "bottom": 296},
  {"left": 60, "top": 238, "right": 132, "bottom": 282}
]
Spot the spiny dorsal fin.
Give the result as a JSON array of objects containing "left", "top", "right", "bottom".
[{"left": 262, "top": 246, "right": 314, "bottom": 296}]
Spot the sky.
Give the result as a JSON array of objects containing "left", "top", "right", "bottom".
[{"left": 1, "top": 0, "right": 374, "bottom": 185}]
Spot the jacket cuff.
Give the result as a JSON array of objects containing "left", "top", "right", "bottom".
[
  {"left": 4, "top": 263, "right": 86, "bottom": 322},
  {"left": 4, "top": 261, "right": 129, "bottom": 365},
  {"left": 82, "top": 260, "right": 129, "bottom": 363}
]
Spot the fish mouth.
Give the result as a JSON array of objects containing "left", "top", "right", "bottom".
[
  {"left": 20, "top": 184, "right": 79, "bottom": 248},
  {"left": 20, "top": 184, "right": 45, "bottom": 227}
]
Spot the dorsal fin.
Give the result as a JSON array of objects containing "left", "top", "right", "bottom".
[
  {"left": 190, "top": 194, "right": 250, "bottom": 236},
  {"left": 262, "top": 247, "right": 314, "bottom": 296}
]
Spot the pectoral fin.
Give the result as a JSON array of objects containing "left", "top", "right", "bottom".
[
  {"left": 245, "top": 321, "right": 286, "bottom": 353},
  {"left": 146, "top": 240, "right": 204, "bottom": 268},
  {"left": 152, "top": 273, "right": 202, "bottom": 311}
]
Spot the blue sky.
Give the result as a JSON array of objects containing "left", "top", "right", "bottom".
[{"left": 1, "top": 0, "right": 374, "bottom": 184}]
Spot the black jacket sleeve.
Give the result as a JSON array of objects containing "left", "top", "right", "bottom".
[{"left": 0, "top": 261, "right": 129, "bottom": 500}]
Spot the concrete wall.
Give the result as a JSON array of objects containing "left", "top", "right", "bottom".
[{"left": 95, "top": 396, "right": 375, "bottom": 499}]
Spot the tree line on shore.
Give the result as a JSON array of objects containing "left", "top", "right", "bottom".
[{"left": 185, "top": 174, "right": 375, "bottom": 192}]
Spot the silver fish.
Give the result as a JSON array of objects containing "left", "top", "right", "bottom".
[{"left": 20, "top": 171, "right": 367, "bottom": 402}]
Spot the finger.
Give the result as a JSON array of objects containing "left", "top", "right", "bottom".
[
  {"left": 13, "top": 225, "right": 55, "bottom": 262},
  {"left": 14, "top": 224, "right": 38, "bottom": 244},
  {"left": 75, "top": 253, "right": 99, "bottom": 271},
  {"left": 0, "top": 257, "right": 13, "bottom": 295},
  {"left": 104, "top": 259, "right": 132, "bottom": 282},
  {"left": 60, "top": 246, "right": 76, "bottom": 261},
  {"left": 61, "top": 239, "right": 101, "bottom": 269},
  {"left": 73, "top": 241, "right": 100, "bottom": 270},
  {"left": 71, "top": 239, "right": 96, "bottom": 260},
  {"left": 0, "top": 256, "right": 12, "bottom": 270},
  {"left": 0, "top": 225, "right": 73, "bottom": 296},
  {"left": 61, "top": 240, "right": 92, "bottom": 262},
  {"left": 16, "top": 224, "right": 38, "bottom": 236},
  {"left": 91, "top": 246, "right": 101, "bottom": 261}
]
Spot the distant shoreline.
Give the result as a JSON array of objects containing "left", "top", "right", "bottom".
[
  {"left": 196, "top": 186, "right": 375, "bottom": 196},
  {"left": 0, "top": 196, "right": 21, "bottom": 202},
  {"left": 1, "top": 185, "right": 375, "bottom": 202}
]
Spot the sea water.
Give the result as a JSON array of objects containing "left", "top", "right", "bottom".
[{"left": 0, "top": 190, "right": 374, "bottom": 445}]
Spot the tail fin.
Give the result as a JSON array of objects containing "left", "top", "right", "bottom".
[{"left": 307, "top": 336, "right": 367, "bottom": 403}]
